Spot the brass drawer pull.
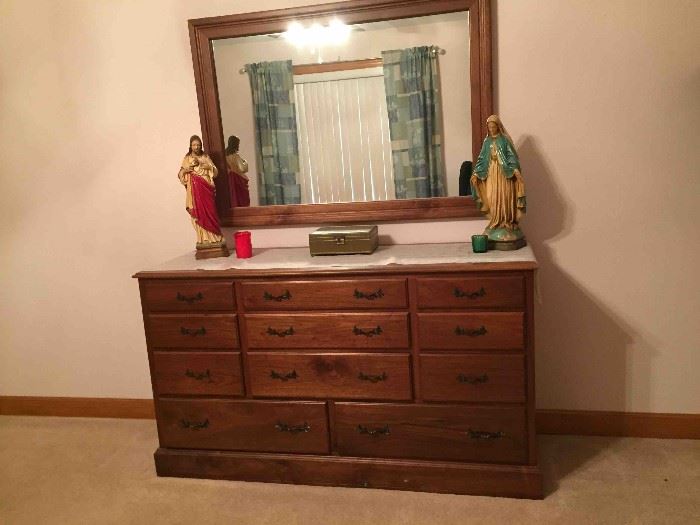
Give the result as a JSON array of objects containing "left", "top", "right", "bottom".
[
  {"left": 453, "top": 286, "right": 486, "bottom": 299},
  {"left": 180, "top": 326, "right": 207, "bottom": 337},
  {"left": 357, "top": 424, "right": 391, "bottom": 436},
  {"left": 275, "top": 421, "right": 311, "bottom": 434},
  {"left": 358, "top": 371, "right": 388, "bottom": 383},
  {"left": 180, "top": 418, "right": 209, "bottom": 431},
  {"left": 176, "top": 291, "right": 204, "bottom": 303},
  {"left": 467, "top": 429, "right": 505, "bottom": 440},
  {"left": 185, "top": 369, "right": 212, "bottom": 382},
  {"left": 353, "top": 325, "right": 383, "bottom": 337},
  {"left": 267, "top": 326, "right": 295, "bottom": 337},
  {"left": 457, "top": 374, "right": 489, "bottom": 384},
  {"left": 263, "top": 290, "right": 292, "bottom": 302},
  {"left": 270, "top": 369, "right": 298, "bottom": 381},
  {"left": 354, "top": 288, "right": 385, "bottom": 300},
  {"left": 455, "top": 325, "right": 487, "bottom": 337}
]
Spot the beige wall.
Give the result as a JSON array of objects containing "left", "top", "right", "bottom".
[{"left": 1, "top": 0, "right": 698, "bottom": 414}]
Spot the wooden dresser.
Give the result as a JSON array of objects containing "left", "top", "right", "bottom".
[{"left": 134, "top": 244, "right": 542, "bottom": 498}]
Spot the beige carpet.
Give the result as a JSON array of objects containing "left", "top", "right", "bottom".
[{"left": 1, "top": 416, "right": 698, "bottom": 524}]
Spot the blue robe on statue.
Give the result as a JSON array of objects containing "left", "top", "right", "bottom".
[{"left": 471, "top": 134, "right": 525, "bottom": 212}]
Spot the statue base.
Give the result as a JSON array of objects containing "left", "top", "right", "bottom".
[
  {"left": 488, "top": 238, "right": 527, "bottom": 251},
  {"left": 484, "top": 226, "right": 527, "bottom": 251},
  {"left": 195, "top": 242, "right": 230, "bottom": 260}
]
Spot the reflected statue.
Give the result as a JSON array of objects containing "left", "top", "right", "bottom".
[
  {"left": 225, "top": 135, "right": 251, "bottom": 207},
  {"left": 470, "top": 115, "right": 527, "bottom": 250},
  {"left": 178, "top": 135, "right": 230, "bottom": 259}
]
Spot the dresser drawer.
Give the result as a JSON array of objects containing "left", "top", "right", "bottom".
[
  {"left": 147, "top": 314, "right": 239, "bottom": 349},
  {"left": 157, "top": 399, "right": 329, "bottom": 453},
  {"left": 247, "top": 353, "right": 411, "bottom": 400},
  {"left": 335, "top": 403, "right": 527, "bottom": 464},
  {"left": 246, "top": 313, "right": 409, "bottom": 349},
  {"left": 420, "top": 354, "right": 525, "bottom": 403},
  {"left": 142, "top": 280, "right": 235, "bottom": 312},
  {"left": 241, "top": 279, "right": 407, "bottom": 311},
  {"left": 416, "top": 276, "right": 524, "bottom": 309},
  {"left": 418, "top": 313, "right": 524, "bottom": 350},
  {"left": 152, "top": 352, "right": 243, "bottom": 396}
]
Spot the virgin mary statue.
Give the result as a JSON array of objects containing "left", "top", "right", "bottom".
[{"left": 470, "top": 115, "right": 527, "bottom": 250}]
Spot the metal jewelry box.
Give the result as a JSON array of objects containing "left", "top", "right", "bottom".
[{"left": 309, "top": 225, "right": 379, "bottom": 256}]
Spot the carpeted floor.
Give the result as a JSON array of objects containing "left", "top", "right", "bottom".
[{"left": 0, "top": 416, "right": 698, "bottom": 524}]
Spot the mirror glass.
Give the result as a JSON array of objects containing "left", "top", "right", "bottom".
[{"left": 213, "top": 11, "right": 470, "bottom": 207}]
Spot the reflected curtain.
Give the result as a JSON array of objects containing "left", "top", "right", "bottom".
[
  {"left": 381, "top": 46, "right": 446, "bottom": 199},
  {"left": 246, "top": 60, "right": 301, "bottom": 205}
]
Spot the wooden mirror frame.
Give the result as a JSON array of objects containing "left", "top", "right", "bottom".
[{"left": 188, "top": 0, "right": 492, "bottom": 226}]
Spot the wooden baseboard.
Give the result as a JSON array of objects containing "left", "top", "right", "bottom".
[
  {"left": 1, "top": 397, "right": 698, "bottom": 439},
  {"left": 536, "top": 409, "right": 700, "bottom": 439},
  {"left": 0, "top": 396, "right": 155, "bottom": 419}
]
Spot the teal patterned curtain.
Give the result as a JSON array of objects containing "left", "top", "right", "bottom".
[
  {"left": 246, "top": 60, "right": 301, "bottom": 205},
  {"left": 381, "top": 46, "right": 446, "bottom": 199}
]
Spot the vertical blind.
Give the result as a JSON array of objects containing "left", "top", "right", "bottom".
[{"left": 294, "top": 68, "right": 395, "bottom": 204}]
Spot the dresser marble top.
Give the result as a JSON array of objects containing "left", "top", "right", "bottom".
[{"left": 137, "top": 243, "right": 537, "bottom": 275}]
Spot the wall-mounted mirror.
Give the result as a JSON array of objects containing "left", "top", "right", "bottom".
[{"left": 188, "top": 0, "right": 492, "bottom": 226}]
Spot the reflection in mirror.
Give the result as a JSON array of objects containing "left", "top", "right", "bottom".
[{"left": 213, "top": 11, "right": 470, "bottom": 208}]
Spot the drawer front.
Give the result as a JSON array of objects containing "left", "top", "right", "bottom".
[
  {"left": 142, "top": 280, "right": 235, "bottom": 312},
  {"left": 246, "top": 313, "right": 409, "bottom": 349},
  {"left": 241, "top": 279, "right": 407, "bottom": 311},
  {"left": 335, "top": 403, "right": 527, "bottom": 464},
  {"left": 418, "top": 312, "right": 524, "bottom": 350},
  {"left": 148, "top": 314, "right": 239, "bottom": 349},
  {"left": 247, "top": 353, "right": 411, "bottom": 400},
  {"left": 157, "top": 399, "right": 329, "bottom": 453},
  {"left": 152, "top": 352, "right": 243, "bottom": 396},
  {"left": 416, "top": 276, "right": 524, "bottom": 309},
  {"left": 420, "top": 354, "right": 525, "bottom": 403}
]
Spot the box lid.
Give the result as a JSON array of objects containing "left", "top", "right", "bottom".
[{"left": 309, "top": 225, "right": 378, "bottom": 240}]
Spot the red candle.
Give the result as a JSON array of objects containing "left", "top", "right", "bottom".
[{"left": 234, "top": 231, "right": 252, "bottom": 258}]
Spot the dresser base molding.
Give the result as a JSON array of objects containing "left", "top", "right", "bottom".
[{"left": 154, "top": 448, "right": 543, "bottom": 499}]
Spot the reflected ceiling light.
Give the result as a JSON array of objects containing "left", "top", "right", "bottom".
[
  {"left": 282, "top": 19, "right": 351, "bottom": 50},
  {"left": 327, "top": 19, "right": 352, "bottom": 45}
]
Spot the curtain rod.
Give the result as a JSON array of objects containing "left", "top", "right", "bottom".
[{"left": 238, "top": 46, "right": 446, "bottom": 74}]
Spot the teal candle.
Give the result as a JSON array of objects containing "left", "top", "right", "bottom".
[{"left": 471, "top": 234, "right": 489, "bottom": 253}]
